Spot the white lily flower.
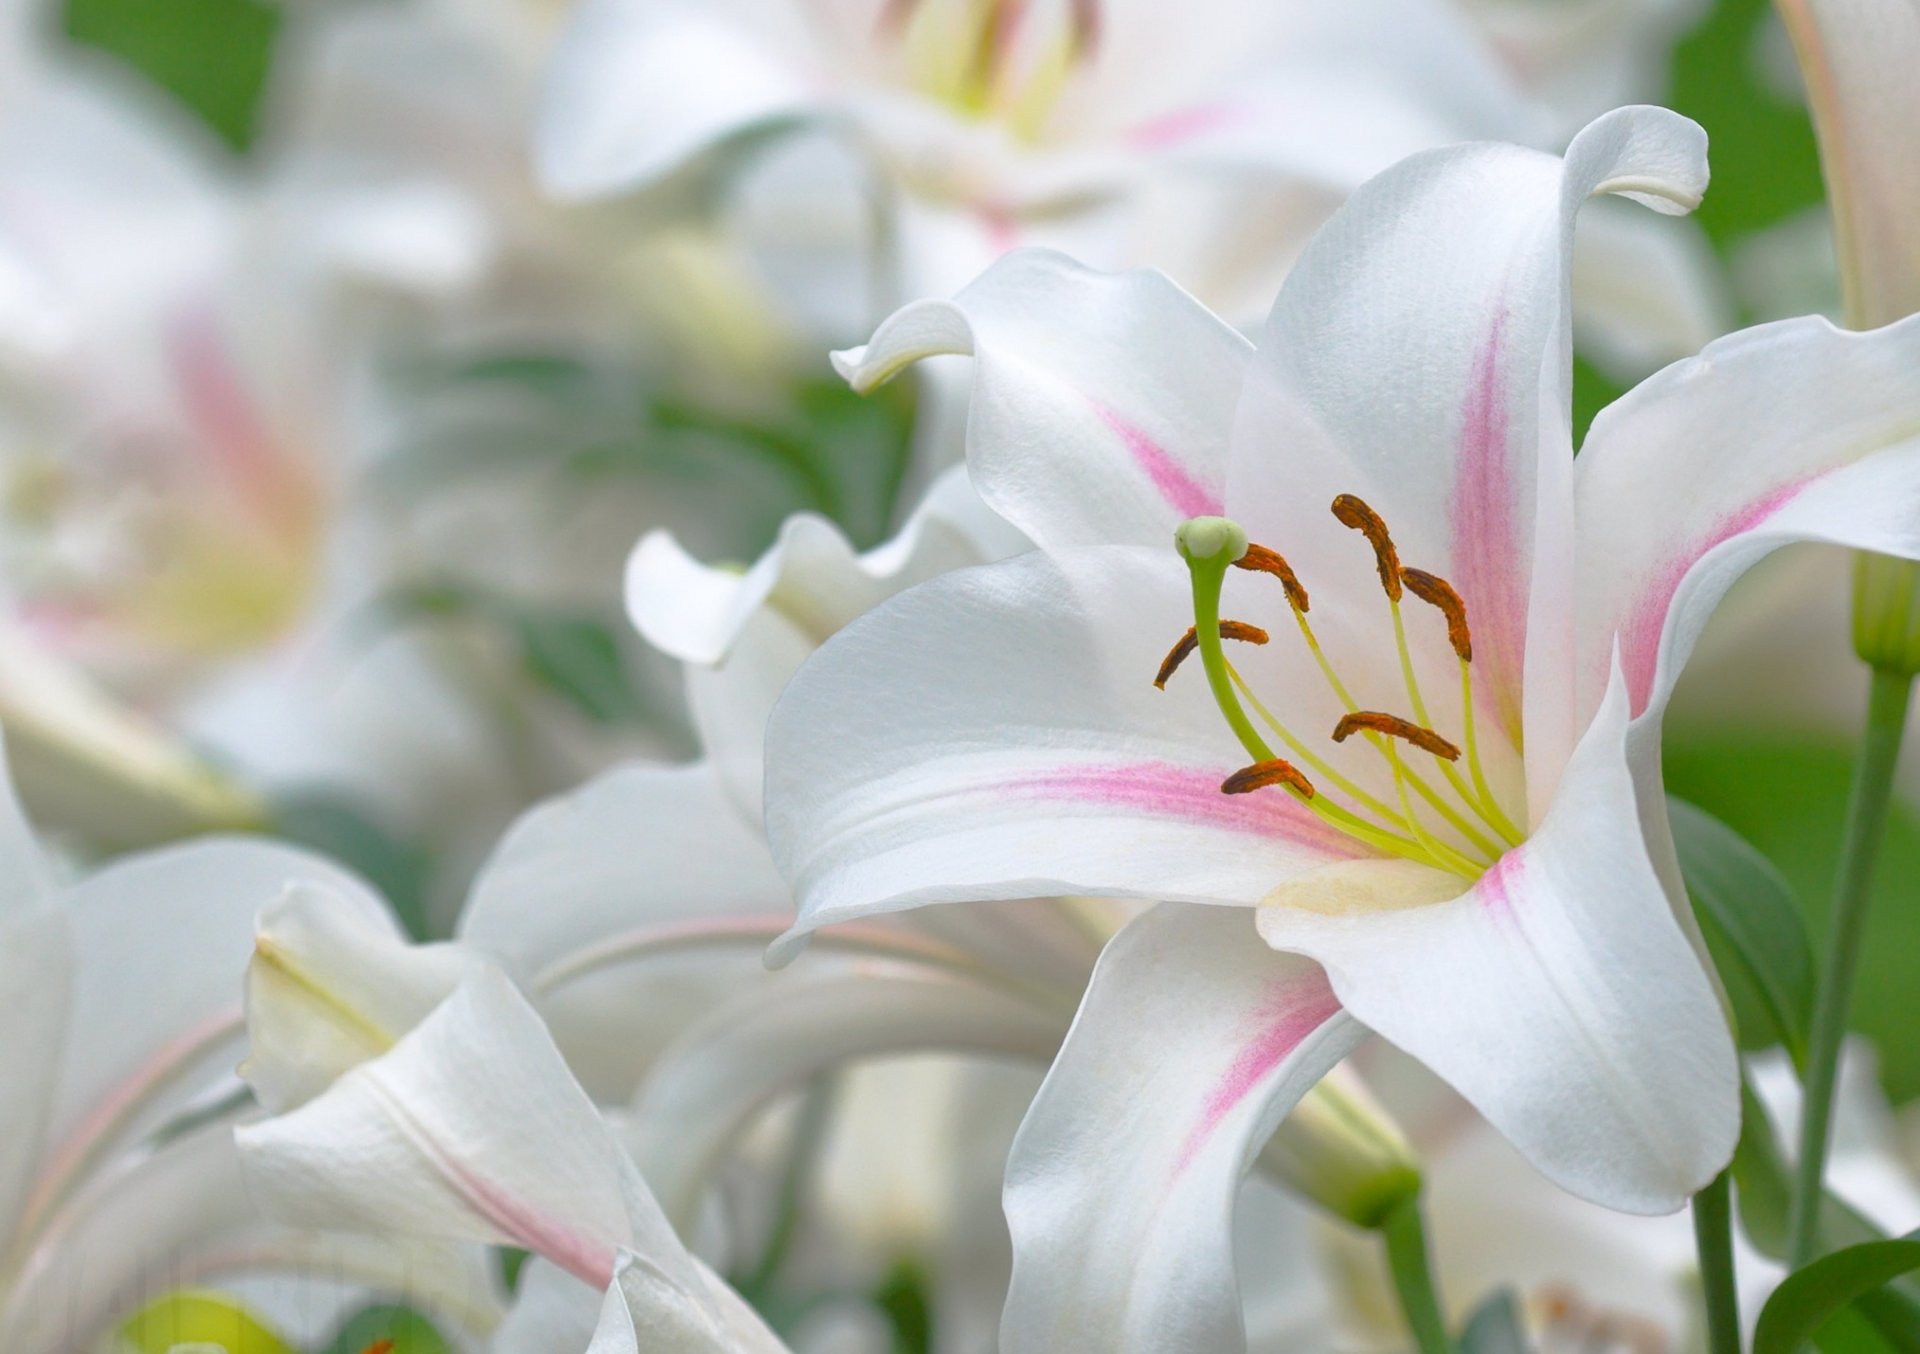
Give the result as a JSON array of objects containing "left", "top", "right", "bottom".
[
  {"left": 0, "top": 734, "right": 498, "bottom": 1353},
  {"left": 761, "top": 104, "right": 1920, "bottom": 1349},
  {"left": 238, "top": 966, "right": 789, "bottom": 1352},
  {"left": 532, "top": 0, "right": 1725, "bottom": 370}
]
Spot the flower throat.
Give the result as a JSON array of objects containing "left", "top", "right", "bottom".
[{"left": 1162, "top": 505, "right": 1523, "bottom": 880}]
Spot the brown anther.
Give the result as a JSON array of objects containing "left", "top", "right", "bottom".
[
  {"left": 1232, "top": 543, "right": 1310, "bottom": 613},
  {"left": 1401, "top": 568, "right": 1472, "bottom": 662},
  {"left": 360, "top": 1342, "right": 396, "bottom": 1354},
  {"left": 1222, "top": 758, "right": 1316, "bottom": 798},
  {"left": 1154, "top": 621, "right": 1269, "bottom": 689},
  {"left": 1331, "top": 712, "right": 1462, "bottom": 761},
  {"left": 1330, "top": 494, "right": 1403, "bottom": 600}
]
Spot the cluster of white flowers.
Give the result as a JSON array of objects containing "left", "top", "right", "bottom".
[{"left": 4, "top": 0, "right": 1920, "bottom": 1350}]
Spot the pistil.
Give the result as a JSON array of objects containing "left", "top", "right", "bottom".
[{"left": 1168, "top": 512, "right": 1525, "bottom": 881}]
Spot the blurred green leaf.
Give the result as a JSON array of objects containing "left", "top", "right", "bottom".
[
  {"left": 1670, "top": 795, "right": 1815, "bottom": 1064},
  {"left": 61, "top": 0, "right": 280, "bottom": 153},
  {"left": 1667, "top": 0, "right": 1826, "bottom": 261},
  {"left": 1459, "top": 1290, "right": 1528, "bottom": 1354},
  {"left": 1757, "top": 1234, "right": 1920, "bottom": 1354},
  {"left": 1665, "top": 731, "right": 1920, "bottom": 1102},
  {"left": 874, "top": 1259, "right": 934, "bottom": 1354},
  {"left": 319, "top": 1304, "right": 453, "bottom": 1354},
  {"left": 516, "top": 614, "right": 647, "bottom": 726}
]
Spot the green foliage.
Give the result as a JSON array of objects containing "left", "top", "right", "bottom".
[
  {"left": 1666, "top": 0, "right": 1826, "bottom": 262},
  {"left": 1665, "top": 732, "right": 1920, "bottom": 1103},
  {"left": 1459, "top": 1290, "right": 1528, "bottom": 1354},
  {"left": 1757, "top": 1235, "right": 1920, "bottom": 1354},
  {"left": 61, "top": 0, "right": 280, "bottom": 153},
  {"left": 319, "top": 1304, "right": 454, "bottom": 1354},
  {"left": 1669, "top": 796, "right": 1816, "bottom": 1064},
  {"left": 874, "top": 1259, "right": 934, "bottom": 1354},
  {"left": 516, "top": 614, "right": 649, "bottom": 726}
]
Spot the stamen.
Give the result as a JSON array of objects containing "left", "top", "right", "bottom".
[
  {"left": 1222, "top": 758, "right": 1315, "bottom": 798},
  {"left": 1331, "top": 494, "right": 1402, "bottom": 600},
  {"left": 1332, "top": 712, "right": 1462, "bottom": 762},
  {"left": 1233, "top": 543, "right": 1310, "bottom": 613},
  {"left": 1402, "top": 568, "right": 1472, "bottom": 662},
  {"left": 1155, "top": 620, "right": 1269, "bottom": 689}
]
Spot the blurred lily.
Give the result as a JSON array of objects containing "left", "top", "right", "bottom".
[
  {"left": 0, "top": 733, "right": 497, "bottom": 1354},
  {"left": 239, "top": 967, "right": 789, "bottom": 1352},
  {"left": 533, "top": 0, "right": 1724, "bottom": 372},
  {"left": 763, "top": 104, "right": 1920, "bottom": 1348}
]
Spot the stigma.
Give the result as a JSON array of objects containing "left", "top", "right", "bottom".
[{"left": 1160, "top": 500, "right": 1524, "bottom": 879}]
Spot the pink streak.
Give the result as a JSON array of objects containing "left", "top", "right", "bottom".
[
  {"left": 1475, "top": 847, "right": 1524, "bottom": 926},
  {"left": 1127, "top": 103, "right": 1243, "bottom": 151},
  {"left": 448, "top": 1155, "right": 619, "bottom": 1290},
  {"left": 1174, "top": 968, "right": 1342, "bottom": 1175},
  {"left": 1012, "top": 760, "right": 1358, "bottom": 856},
  {"left": 1450, "top": 312, "right": 1528, "bottom": 737},
  {"left": 1619, "top": 477, "right": 1812, "bottom": 714},
  {"left": 168, "top": 310, "right": 316, "bottom": 535},
  {"left": 979, "top": 205, "right": 1021, "bottom": 257},
  {"left": 1089, "top": 400, "right": 1223, "bottom": 520}
]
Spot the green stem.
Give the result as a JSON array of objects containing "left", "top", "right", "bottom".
[
  {"left": 1694, "top": 1170, "right": 1740, "bottom": 1354},
  {"left": 1789, "top": 665, "right": 1914, "bottom": 1267},
  {"left": 1382, "top": 1196, "right": 1456, "bottom": 1354}
]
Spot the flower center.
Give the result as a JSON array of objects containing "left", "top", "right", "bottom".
[
  {"left": 880, "top": 0, "right": 1100, "bottom": 140},
  {"left": 1162, "top": 507, "right": 1526, "bottom": 880}
]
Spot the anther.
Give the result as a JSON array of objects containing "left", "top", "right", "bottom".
[
  {"left": 360, "top": 1342, "right": 396, "bottom": 1354},
  {"left": 1330, "top": 494, "right": 1402, "bottom": 600},
  {"left": 1233, "top": 543, "right": 1310, "bottom": 613},
  {"left": 1155, "top": 621, "right": 1269, "bottom": 688},
  {"left": 1331, "top": 712, "right": 1461, "bottom": 762},
  {"left": 1222, "top": 758, "right": 1316, "bottom": 798},
  {"left": 1401, "top": 568, "right": 1472, "bottom": 662}
]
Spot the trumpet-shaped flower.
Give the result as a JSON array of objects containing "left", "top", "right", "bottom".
[
  {"left": 238, "top": 967, "right": 789, "bottom": 1353},
  {"left": 532, "top": 0, "right": 1724, "bottom": 375},
  {"left": 0, "top": 735, "right": 497, "bottom": 1354},
  {"left": 762, "top": 104, "right": 1920, "bottom": 1349}
]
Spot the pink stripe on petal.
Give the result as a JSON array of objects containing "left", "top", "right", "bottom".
[
  {"left": 1012, "top": 760, "right": 1359, "bottom": 856},
  {"left": 1475, "top": 847, "right": 1524, "bottom": 926},
  {"left": 1089, "top": 400, "right": 1223, "bottom": 520},
  {"left": 1619, "top": 477, "right": 1812, "bottom": 714},
  {"left": 1127, "top": 103, "right": 1244, "bottom": 151},
  {"left": 1174, "top": 968, "right": 1342, "bottom": 1175},
  {"left": 1451, "top": 313, "right": 1529, "bottom": 737}
]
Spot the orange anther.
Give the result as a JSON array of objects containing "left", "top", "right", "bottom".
[
  {"left": 1233, "top": 543, "right": 1310, "bottom": 613},
  {"left": 1331, "top": 712, "right": 1461, "bottom": 762},
  {"left": 1154, "top": 620, "right": 1269, "bottom": 688},
  {"left": 1221, "top": 758, "right": 1316, "bottom": 798},
  {"left": 1331, "top": 494, "right": 1402, "bottom": 600},
  {"left": 1401, "top": 568, "right": 1472, "bottom": 662}
]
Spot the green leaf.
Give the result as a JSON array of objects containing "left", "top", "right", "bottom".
[
  {"left": 873, "top": 1259, "right": 934, "bottom": 1354},
  {"left": 516, "top": 614, "right": 647, "bottom": 726},
  {"left": 319, "top": 1304, "right": 453, "bottom": 1354},
  {"left": 1669, "top": 795, "right": 1815, "bottom": 1064},
  {"left": 1665, "top": 732, "right": 1920, "bottom": 1104},
  {"left": 1459, "top": 1290, "right": 1529, "bottom": 1354},
  {"left": 1756, "top": 1235, "right": 1920, "bottom": 1354},
  {"left": 61, "top": 0, "right": 280, "bottom": 153}
]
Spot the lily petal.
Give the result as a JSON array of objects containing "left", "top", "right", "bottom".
[
  {"left": 1001, "top": 903, "right": 1362, "bottom": 1354},
  {"left": 631, "top": 962, "right": 1069, "bottom": 1230},
  {"left": 587, "top": 1249, "right": 788, "bottom": 1354},
  {"left": 1229, "top": 105, "right": 1709, "bottom": 811},
  {"left": 459, "top": 760, "right": 791, "bottom": 1098},
  {"left": 237, "top": 969, "right": 667, "bottom": 1293},
  {"left": 243, "top": 880, "right": 483, "bottom": 1114},
  {"left": 1257, "top": 661, "right": 1738, "bottom": 1212},
  {"left": 833, "top": 250, "right": 1251, "bottom": 549},
  {"left": 1573, "top": 313, "right": 1920, "bottom": 726},
  {"left": 767, "top": 545, "right": 1367, "bottom": 964},
  {"left": 535, "top": 0, "right": 815, "bottom": 200},
  {"left": 1778, "top": 0, "right": 1920, "bottom": 326}
]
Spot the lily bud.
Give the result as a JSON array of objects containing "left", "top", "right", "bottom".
[
  {"left": 1253, "top": 1066, "right": 1421, "bottom": 1229},
  {"left": 1853, "top": 551, "right": 1920, "bottom": 676}
]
